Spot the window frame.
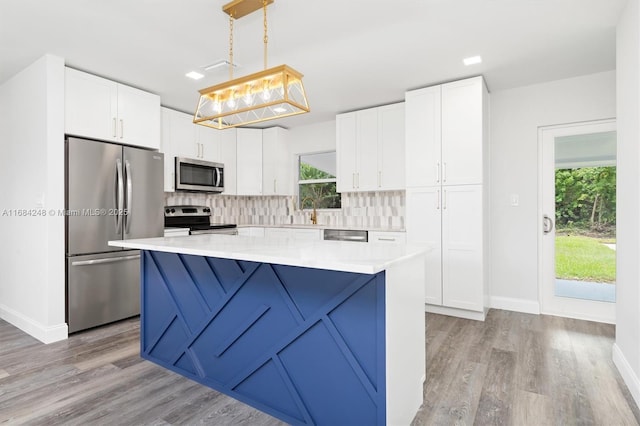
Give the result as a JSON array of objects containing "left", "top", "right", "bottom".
[{"left": 297, "top": 151, "right": 341, "bottom": 210}]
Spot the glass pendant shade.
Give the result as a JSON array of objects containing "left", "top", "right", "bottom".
[{"left": 194, "top": 64, "right": 310, "bottom": 130}]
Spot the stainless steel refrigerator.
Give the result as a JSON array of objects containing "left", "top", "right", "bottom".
[{"left": 65, "top": 136, "right": 164, "bottom": 333}]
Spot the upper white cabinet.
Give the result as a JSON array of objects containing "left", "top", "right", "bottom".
[
  {"left": 65, "top": 68, "right": 160, "bottom": 150},
  {"left": 405, "top": 76, "right": 487, "bottom": 187},
  {"left": 262, "top": 127, "right": 293, "bottom": 196},
  {"left": 336, "top": 102, "right": 405, "bottom": 192},
  {"left": 236, "top": 128, "right": 263, "bottom": 196}
]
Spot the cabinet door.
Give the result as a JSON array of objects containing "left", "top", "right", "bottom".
[
  {"left": 441, "top": 185, "right": 483, "bottom": 311},
  {"left": 219, "top": 129, "right": 237, "bottom": 195},
  {"left": 405, "top": 86, "right": 441, "bottom": 187},
  {"left": 168, "top": 109, "right": 198, "bottom": 159},
  {"left": 65, "top": 68, "right": 117, "bottom": 142},
  {"left": 377, "top": 103, "right": 405, "bottom": 190},
  {"left": 291, "top": 228, "right": 322, "bottom": 240},
  {"left": 368, "top": 231, "right": 406, "bottom": 244},
  {"left": 441, "top": 77, "right": 483, "bottom": 185},
  {"left": 236, "top": 128, "right": 263, "bottom": 195},
  {"left": 406, "top": 187, "right": 442, "bottom": 306},
  {"left": 262, "top": 127, "right": 292, "bottom": 196},
  {"left": 356, "top": 108, "right": 379, "bottom": 191},
  {"left": 161, "top": 108, "right": 175, "bottom": 192},
  {"left": 336, "top": 112, "right": 358, "bottom": 192},
  {"left": 197, "top": 125, "right": 220, "bottom": 162},
  {"left": 116, "top": 83, "right": 161, "bottom": 149}
]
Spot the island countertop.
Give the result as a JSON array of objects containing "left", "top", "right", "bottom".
[{"left": 108, "top": 234, "right": 428, "bottom": 274}]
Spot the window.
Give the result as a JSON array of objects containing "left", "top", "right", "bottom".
[{"left": 298, "top": 152, "right": 341, "bottom": 209}]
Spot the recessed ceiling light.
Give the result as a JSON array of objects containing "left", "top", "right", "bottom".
[
  {"left": 186, "top": 71, "right": 204, "bottom": 80},
  {"left": 463, "top": 56, "right": 482, "bottom": 66}
]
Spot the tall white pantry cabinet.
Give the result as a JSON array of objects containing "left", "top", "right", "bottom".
[{"left": 405, "top": 76, "right": 490, "bottom": 321}]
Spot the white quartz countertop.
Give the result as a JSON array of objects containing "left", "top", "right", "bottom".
[
  {"left": 237, "top": 224, "right": 406, "bottom": 232},
  {"left": 109, "top": 234, "right": 427, "bottom": 274}
]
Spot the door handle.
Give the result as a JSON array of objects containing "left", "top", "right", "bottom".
[
  {"left": 72, "top": 254, "right": 140, "bottom": 266},
  {"left": 543, "top": 214, "right": 554, "bottom": 234},
  {"left": 124, "top": 160, "right": 132, "bottom": 234},
  {"left": 115, "top": 159, "right": 124, "bottom": 233}
]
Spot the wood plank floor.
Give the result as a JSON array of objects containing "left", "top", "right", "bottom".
[{"left": 1, "top": 310, "right": 638, "bottom": 425}]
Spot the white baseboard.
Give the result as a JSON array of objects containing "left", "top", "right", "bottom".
[
  {"left": 425, "top": 304, "right": 486, "bottom": 321},
  {"left": 613, "top": 343, "right": 640, "bottom": 410},
  {"left": 0, "top": 303, "right": 67, "bottom": 344},
  {"left": 489, "top": 296, "right": 541, "bottom": 315}
]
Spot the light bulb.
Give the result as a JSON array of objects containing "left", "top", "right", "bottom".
[
  {"left": 213, "top": 102, "right": 222, "bottom": 113},
  {"left": 261, "top": 80, "right": 271, "bottom": 101},
  {"left": 227, "top": 90, "right": 236, "bottom": 108},
  {"left": 243, "top": 85, "right": 253, "bottom": 105}
]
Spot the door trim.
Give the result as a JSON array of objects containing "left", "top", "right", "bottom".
[{"left": 537, "top": 118, "right": 616, "bottom": 324}]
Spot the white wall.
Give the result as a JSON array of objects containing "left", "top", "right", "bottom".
[
  {"left": 613, "top": 0, "right": 640, "bottom": 409},
  {"left": 489, "top": 71, "right": 616, "bottom": 312},
  {"left": 0, "top": 55, "right": 67, "bottom": 343}
]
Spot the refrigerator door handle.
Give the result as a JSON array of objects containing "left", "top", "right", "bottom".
[
  {"left": 125, "top": 160, "right": 132, "bottom": 235},
  {"left": 115, "top": 159, "right": 124, "bottom": 233},
  {"left": 71, "top": 254, "right": 141, "bottom": 266}
]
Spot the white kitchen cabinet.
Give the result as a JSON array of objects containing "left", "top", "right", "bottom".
[
  {"left": 65, "top": 68, "right": 160, "bottom": 149},
  {"left": 336, "top": 102, "right": 405, "bottom": 192},
  {"left": 368, "top": 231, "right": 406, "bottom": 244},
  {"left": 236, "top": 128, "right": 263, "bottom": 195},
  {"left": 377, "top": 103, "right": 406, "bottom": 190},
  {"left": 405, "top": 76, "right": 487, "bottom": 188},
  {"left": 405, "top": 76, "right": 489, "bottom": 319},
  {"left": 219, "top": 128, "right": 237, "bottom": 195},
  {"left": 264, "top": 227, "right": 322, "bottom": 241},
  {"left": 406, "top": 185, "right": 483, "bottom": 312},
  {"left": 406, "top": 187, "right": 442, "bottom": 306},
  {"left": 262, "top": 127, "right": 293, "bottom": 196}
]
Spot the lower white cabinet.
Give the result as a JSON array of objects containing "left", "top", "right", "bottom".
[
  {"left": 369, "top": 231, "right": 406, "bottom": 244},
  {"left": 406, "top": 185, "right": 484, "bottom": 313},
  {"left": 264, "top": 227, "right": 322, "bottom": 241}
]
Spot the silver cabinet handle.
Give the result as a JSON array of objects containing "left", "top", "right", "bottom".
[
  {"left": 443, "top": 162, "right": 447, "bottom": 183},
  {"left": 378, "top": 171, "right": 382, "bottom": 188},
  {"left": 171, "top": 172, "right": 175, "bottom": 190},
  {"left": 124, "top": 160, "right": 132, "bottom": 234},
  {"left": 377, "top": 237, "right": 396, "bottom": 242},
  {"left": 120, "top": 119, "right": 124, "bottom": 139},
  {"left": 72, "top": 254, "right": 140, "bottom": 266},
  {"left": 356, "top": 173, "right": 360, "bottom": 189},
  {"left": 273, "top": 179, "right": 277, "bottom": 193},
  {"left": 352, "top": 173, "right": 355, "bottom": 189},
  {"left": 436, "top": 190, "right": 440, "bottom": 210},
  {"left": 436, "top": 162, "right": 440, "bottom": 184},
  {"left": 443, "top": 190, "right": 447, "bottom": 209},
  {"left": 543, "top": 214, "right": 554, "bottom": 234},
  {"left": 115, "top": 159, "right": 124, "bottom": 233}
]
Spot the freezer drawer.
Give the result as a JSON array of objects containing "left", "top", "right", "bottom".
[{"left": 67, "top": 251, "right": 141, "bottom": 333}]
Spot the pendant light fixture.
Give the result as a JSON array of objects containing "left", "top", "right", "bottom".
[{"left": 193, "top": 0, "right": 310, "bottom": 130}]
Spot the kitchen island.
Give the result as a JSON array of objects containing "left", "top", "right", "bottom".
[{"left": 109, "top": 234, "right": 427, "bottom": 425}]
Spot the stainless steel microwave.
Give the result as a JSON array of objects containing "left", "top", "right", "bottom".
[{"left": 175, "top": 157, "right": 224, "bottom": 192}]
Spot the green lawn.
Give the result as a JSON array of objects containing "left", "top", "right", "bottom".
[{"left": 555, "top": 235, "right": 616, "bottom": 283}]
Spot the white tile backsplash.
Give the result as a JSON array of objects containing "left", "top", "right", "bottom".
[{"left": 165, "top": 191, "right": 405, "bottom": 229}]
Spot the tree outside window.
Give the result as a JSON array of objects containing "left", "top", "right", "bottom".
[{"left": 298, "top": 152, "right": 341, "bottom": 209}]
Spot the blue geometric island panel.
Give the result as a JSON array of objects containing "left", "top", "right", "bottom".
[{"left": 140, "top": 250, "right": 386, "bottom": 426}]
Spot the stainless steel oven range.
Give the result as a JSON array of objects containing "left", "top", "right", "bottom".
[{"left": 164, "top": 205, "right": 237, "bottom": 235}]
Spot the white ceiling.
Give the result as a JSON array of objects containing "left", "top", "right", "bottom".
[{"left": 0, "top": 0, "right": 627, "bottom": 129}]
